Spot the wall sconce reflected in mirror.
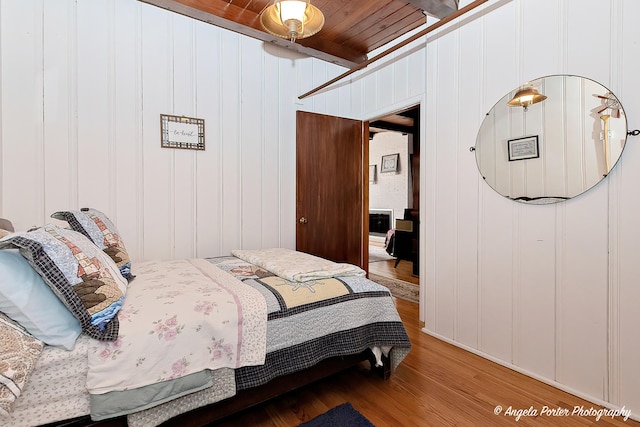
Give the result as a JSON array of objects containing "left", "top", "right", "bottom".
[{"left": 507, "top": 86, "right": 547, "bottom": 111}]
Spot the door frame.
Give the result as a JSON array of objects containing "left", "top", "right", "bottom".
[{"left": 365, "top": 95, "right": 425, "bottom": 320}]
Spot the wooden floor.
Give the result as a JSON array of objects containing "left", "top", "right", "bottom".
[
  {"left": 214, "top": 297, "right": 637, "bottom": 426},
  {"left": 368, "top": 258, "right": 418, "bottom": 285},
  {"left": 368, "top": 242, "right": 419, "bottom": 285}
]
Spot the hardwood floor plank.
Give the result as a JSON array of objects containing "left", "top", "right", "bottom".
[
  {"left": 368, "top": 242, "right": 419, "bottom": 285},
  {"left": 213, "top": 296, "right": 638, "bottom": 426}
]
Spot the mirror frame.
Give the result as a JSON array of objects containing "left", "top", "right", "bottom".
[{"left": 474, "top": 74, "right": 628, "bottom": 204}]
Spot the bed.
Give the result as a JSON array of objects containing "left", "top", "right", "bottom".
[{"left": 0, "top": 211, "right": 411, "bottom": 427}]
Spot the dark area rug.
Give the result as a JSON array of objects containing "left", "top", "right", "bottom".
[{"left": 298, "top": 402, "right": 375, "bottom": 427}]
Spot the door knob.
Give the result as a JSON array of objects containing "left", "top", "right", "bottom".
[{"left": 299, "top": 217, "right": 308, "bottom": 224}]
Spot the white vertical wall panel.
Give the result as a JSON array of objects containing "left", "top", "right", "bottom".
[
  {"left": 455, "top": 13, "right": 482, "bottom": 348},
  {"left": 309, "top": 60, "right": 329, "bottom": 115},
  {"left": 407, "top": 41, "right": 425, "bottom": 99},
  {"left": 333, "top": 61, "right": 354, "bottom": 119},
  {"left": 432, "top": 29, "right": 459, "bottom": 338},
  {"left": 240, "top": 37, "right": 264, "bottom": 250},
  {"left": 617, "top": 0, "right": 640, "bottom": 413},
  {"left": 515, "top": 205, "right": 556, "bottom": 378},
  {"left": 77, "top": 0, "right": 111, "bottom": 212},
  {"left": 140, "top": 4, "right": 173, "bottom": 260},
  {"left": 279, "top": 55, "right": 299, "bottom": 249},
  {"left": 362, "top": 74, "right": 377, "bottom": 118},
  {"left": 544, "top": 77, "right": 569, "bottom": 197},
  {"left": 261, "top": 48, "right": 281, "bottom": 249},
  {"left": 555, "top": 0, "right": 611, "bottom": 399},
  {"left": 220, "top": 31, "right": 242, "bottom": 254},
  {"left": 477, "top": 0, "right": 516, "bottom": 362},
  {"left": 376, "top": 59, "right": 394, "bottom": 110},
  {"left": 512, "top": 0, "right": 560, "bottom": 376},
  {"left": 556, "top": 189, "right": 609, "bottom": 399},
  {"left": 113, "top": 0, "right": 143, "bottom": 260},
  {"left": 43, "top": 1, "right": 74, "bottom": 219},
  {"left": 295, "top": 57, "right": 314, "bottom": 112},
  {"left": 194, "top": 24, "right": 222, "bottom": 258},
  {"left": 0, "top": 0, "right": 45, "bottom": 229},
  {"left": 171, "top": 14, "right": 197, "bottom": 260},
  {"left": 393, "top": 49, "right": 410, "bottom": 103},
  {"left": 521, "top": 0, "right": 562, "bottom": 81}
]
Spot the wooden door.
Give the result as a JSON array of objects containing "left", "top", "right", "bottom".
[{"left": 296, "top": 111, "right": 369, "bottom": 270}]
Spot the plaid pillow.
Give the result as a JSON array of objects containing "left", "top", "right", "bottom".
[
  {"left": 0, "top": 225, "right": 127, "bottom": 341},
  {"left": 51, "top": 208, "right": 134, "bottom": 281}
]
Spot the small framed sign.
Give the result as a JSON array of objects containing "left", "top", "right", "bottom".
[
  {"left": 160, "top": 114, "right": 205, "bottom": 150},
  {"left": 508, "top": 135, "right": 539, "bottom": 161}
]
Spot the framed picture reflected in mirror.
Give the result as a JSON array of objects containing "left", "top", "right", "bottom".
[{"left": 381, "top": 153, "right": 399, "bottom": 173}]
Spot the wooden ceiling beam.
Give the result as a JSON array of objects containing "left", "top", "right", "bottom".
[
  {"left": 138, "top": 0, "right": 366, "bottom": 68},
  {"left": 298, "top": 0, "right": 487, "bottom": 99},
  {"left": 406, "top": 0, "right": 459, "bottom": 19}
]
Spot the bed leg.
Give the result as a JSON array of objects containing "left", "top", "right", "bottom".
[{"left": 368, "top": 351, "right": 391, "bottom": 380}]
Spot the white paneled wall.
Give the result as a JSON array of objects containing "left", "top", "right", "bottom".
[
  {"left": 345, "top": 0, "right": 640, "bottom": 418},
  {"left": 0, "top": 0, "right": 348, "bottom": 261},
  {"left": 369, "top": 132, "right": 410, "bottom": 222},
  {"left": 3, "top": 0, "right": 640, "bottom": 420}
]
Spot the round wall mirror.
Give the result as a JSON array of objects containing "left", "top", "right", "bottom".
[{"left": 475, "top": 75, "right": 628, "bottom": 204}]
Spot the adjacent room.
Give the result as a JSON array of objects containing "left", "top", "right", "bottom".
[
  {"left": 1, "top": 0, "right": 639, "bottom": 425},
  {"left": 368, "top": 106, "right": 420, "bottom": 303}
]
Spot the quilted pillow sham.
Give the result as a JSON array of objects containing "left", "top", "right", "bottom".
[
  {"left": 0, "top": 249, "right": 82, "bottom": 350},
  {"left": 0, "top": 224, "right": 127, "bottom": 341},
  {"left": 0, "top": 311, "right": 44, "bottom": 417},
  {"left": 51, "top": 208, "right": 134, "bottom": 281}
]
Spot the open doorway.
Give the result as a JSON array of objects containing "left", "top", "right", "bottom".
[{"left": 367, "top": 105, "right": 420, "bottom": 290}]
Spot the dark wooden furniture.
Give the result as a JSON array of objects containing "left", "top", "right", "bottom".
[{"left": 392, "top": 209, "right": 419, "bottom": 276}]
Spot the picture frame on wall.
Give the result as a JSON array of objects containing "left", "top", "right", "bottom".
[
  {"left": 381, "top": 153, "right": 400, "bottom": 172},
  {"left": 507, "top": 135, "right": 539, "bottom": 161},
  {"left": 160, "top": 114, "right": 205, "bottom": 150}
]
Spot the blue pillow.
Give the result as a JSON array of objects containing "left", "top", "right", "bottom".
[
  {"left": 0, "top": 249, "right": 82, "bottom": 350},
  {"left": 0, "top": 225, "right": 127, "bottom": 341}
]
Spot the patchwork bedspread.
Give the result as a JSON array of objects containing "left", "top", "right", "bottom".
[{"left": 212, "top": 255, "right": 411, "bottom": 390}]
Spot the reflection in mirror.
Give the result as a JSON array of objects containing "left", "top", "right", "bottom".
[{"left": 475, "top": 75, "right": 627, "bottom": 204}]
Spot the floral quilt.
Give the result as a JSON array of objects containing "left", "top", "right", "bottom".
[{"left": 86, "top": 258, "right": 267, "bottom": 417}]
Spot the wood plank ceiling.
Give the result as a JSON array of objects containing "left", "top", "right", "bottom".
[{"left": 138, "top": 0, "right": 458, "bottom": 68}]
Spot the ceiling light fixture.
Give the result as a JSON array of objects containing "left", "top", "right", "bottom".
[
  {"left": 260, "top": 0, "right": 325, "bottom": 43},
  {"left": 507, "top": 86, "right": 547, "bottom": 111}
]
